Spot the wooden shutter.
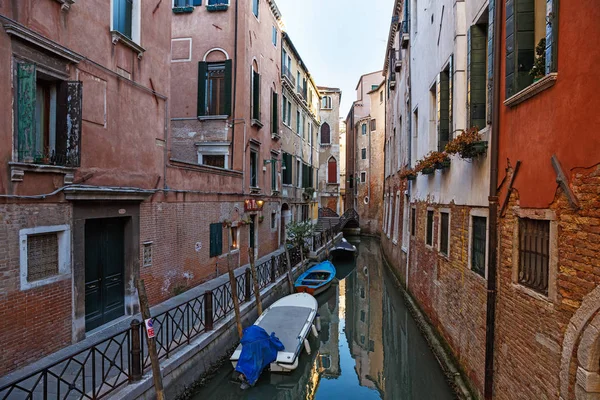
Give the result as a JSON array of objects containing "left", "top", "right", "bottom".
[
  {"left": 197, "top": 62, "right": 207, "bottom": 116},
  {"left": 224, "top": 59, "right": 232, "bottom": 116},
  {"left": 193, "top": 0, "right": 202, "bottom": 5},
  {"left": 506, "top": 0, "right": 535, "bottom": 98},
  {"left": 487, "top": 0, "right": 495, "bottom": 124},
  {"left": 448, "top": 54, "right": 453, "bottom": 140},
  {"left": 328, "top": 158, "right": 337, "bottom": 183},
  {"left": 209, "top": 223, "right": 222, "bottom": 258},
  {"left": 438, "top": 71, "right": 451, "bottom": 152},
  {"left": 252, "top": 71, "right": 260, "bottom": 120},
  {"left": 545, "top": 0, "right": 558, "bottom": 74},
  {"left": 56, "top": 81, "right": 83, "bottom": 167},
  {"left": 16, "top": 63, "right": 36, "bottom": 163},
  {"left": 469, "top": 25, "right": 488, "bottom": 129},
  {"left": 321, "top": 122, "right": 330, "bottom": 144},
  {"left": 272, "top": 91, "right": 278, "bottom": 134}
]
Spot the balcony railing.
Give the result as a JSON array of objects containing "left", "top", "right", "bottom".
[
  {"left": 17, "top": 148, "right": 80, "bottom": 168},
  {"left": 282, "top": 67, "right": 295, "bottom": 88}
]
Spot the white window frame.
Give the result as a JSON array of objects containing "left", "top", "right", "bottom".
[
  {"left": 425, "top": 207, "right": 435, "bottom": 248},
  {"left": 20, "top": 225, "right": 71, "bottom": 291},
  {"left": 110, "top": 0, "right": 142, "bottom": 45},
  {"left": 393, "top": 191, "right": 401, "bottom": 245},
  {"left": 438, "top": 208, "right": 451, "bottom": 258},
  {"left": 196, "top": 142, "right": 230, "bottom": 169},
  {"left": 468, "top": 208, "right": 489, "bottom": 279},
  {"left": 402, "top": 194, "right": 410, "bottom": 251},
  {"left": 387, "top": 195, "right": 393, "bottom": 237},
  {"left": 383, "top": 194, "right": 389, "bottom": 233}
]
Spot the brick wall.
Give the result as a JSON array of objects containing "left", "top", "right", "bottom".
[
  {"left": 0, "top": 203, "right": 73, "bottom": 376},
  {"left": 494, "top": 165, "right": 600, "bottom": 400}
]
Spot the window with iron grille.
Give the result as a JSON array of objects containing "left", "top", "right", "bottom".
[
  {"left": 440, "top": 212, "right": 450, "bottom": 256},
  {"left": 426, "top": 210, "right": 434, "bottom": 246},
  {"left": 518, "top": 218, "right": 550, "bottom": 295},
  {"left": 27, "top": 233, "right": 59, "bottom": 282},
  {"left": 471, "top": 216, "right": 487, "bottom": 277},
  {"left": 143, "top": 242, "right": 152, "bottom": 267}
]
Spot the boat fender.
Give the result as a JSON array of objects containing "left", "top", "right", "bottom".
[
  {"left": 311, "top": 324, "right": 319, "bottom": 338},
  {"left": 316, "top": 315, "right": 321, "bottom": 331},
  {"left": 304, "top": 339, "right": 311, "bottom": 355}
]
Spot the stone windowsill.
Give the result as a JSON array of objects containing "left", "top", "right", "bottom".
[
  {"left": 9, "top": 161, "right": 76, "bottom": 184},
  {"left": 54, "top": 0, "right": 75, "bottom": 11},
  {"left": 198, "top": 115, "right": 228, "bottom": 121},
  {"left": 504, "top": 73, "right": 558, "bottom": 108},
  {"left": 511, "top": 283, "right": 553, "bottom": 305},
  {"left": 169, "top": 158, "right": 243, "bottom": 177},
  {"left": 249, "top": 187, "right": 261, "bottom": 194},
  {"left": 110, "top": 30, "right": 145, "bottom": 59},
  {"left": 251, "top": 119, "right": 264, "bottom": 129}
]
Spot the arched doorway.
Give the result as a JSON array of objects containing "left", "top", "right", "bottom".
[{"left": 281, "top": 203, "right": 290, "bottom": 246}]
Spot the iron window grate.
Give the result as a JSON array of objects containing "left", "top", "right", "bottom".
[{"left": 27, "top": 233, "right": 59, "bottom": 282}]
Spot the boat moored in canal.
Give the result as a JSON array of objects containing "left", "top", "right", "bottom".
[
  {"left": 294, "top": 261, "right": 337, "bottom": 296},
  {"left": 230, "top": 293, "right": 319, "bottom": 381},
  {"left": 330, "top": 237, "right": 357, "bottom": 260}
]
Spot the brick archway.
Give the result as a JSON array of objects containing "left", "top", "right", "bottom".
[{"left": 560, "top": 286, "right": 600, "bottom": 399}]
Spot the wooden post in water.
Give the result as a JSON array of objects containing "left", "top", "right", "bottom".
[
  {"left": 227, "top": 228, "right": 243, "bottom": 339},
  {"left": 248, "top": 248, "right": 263, "bottom": 316},
  {"left": 136, "top": 279, "right": 165, "bottom": 400},
  {"left": 284, "top": 245, "right": 295, "bottom": 293}
]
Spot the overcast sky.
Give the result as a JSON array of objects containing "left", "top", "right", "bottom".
[{"left": 275, "top": 0, "right": 394, "bottom": 118}]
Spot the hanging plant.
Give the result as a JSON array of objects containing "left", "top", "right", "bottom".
[
  {"left": 222, "top": 219, "right": 232, "bottom": 228},
  {"left": 258, "top": 215, "right": 264, "bottom": 223},
  {"left": 529, "top": 38, "right": 547, "bottom": 81},
  {"left": 445, "top": 127, "right": 488, "bottom": 159},
  {"left": 428, "top": 151, "right": 451, "bottom": 170},
  {"left": 400, "top": 168, "right": 418, "bottom": 181}
]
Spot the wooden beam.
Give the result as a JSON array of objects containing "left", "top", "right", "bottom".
[
  {"left": 551, "top": 154, "right": 580, "bottom": 210},
  {"left": 500, "top": 160, "right": 522, "bottom": 217}
]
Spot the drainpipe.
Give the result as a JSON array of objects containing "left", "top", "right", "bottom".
[
  {"left": 230, "top": 119, "right": 247, "bottom": 194},
  {"left": 484, "top": 0, "right": 503, "bottom": 397},
  {"left": 406, "top": 50, "right": 412, "bottom": 288},
  {"left": 231, "top": 0, "right": 240, "bottom": 171}
]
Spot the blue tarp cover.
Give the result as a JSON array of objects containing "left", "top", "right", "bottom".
[{"left": 235, "top": 325, "right": 285, "bottom": 386}]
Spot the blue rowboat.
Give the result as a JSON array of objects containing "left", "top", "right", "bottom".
[{"left": 294, "top": 261, "right": 336, "bottom": 296}]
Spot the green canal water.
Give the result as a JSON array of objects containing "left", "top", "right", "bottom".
[{"left": 190, "top": 237, "right": 456, "bottom": 399}]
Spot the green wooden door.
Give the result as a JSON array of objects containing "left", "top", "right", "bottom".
[{"left": 85, "top": 218, "right": 125, "bottom": 331}]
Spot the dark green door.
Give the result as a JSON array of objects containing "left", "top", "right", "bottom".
[
  {"left": 249, "top": 215, "right": 256, "bottom": 249},
  {"left": 85, "top": 218, "right": 126, "bottom": 331}
]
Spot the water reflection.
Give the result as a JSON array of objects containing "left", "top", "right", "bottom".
[{"left": 191, "top": 237, "right": 454, "bottom": 400}]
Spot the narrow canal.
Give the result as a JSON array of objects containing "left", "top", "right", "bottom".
[{"left": 190, "top": 237, "right": 456, "bottom": 399}]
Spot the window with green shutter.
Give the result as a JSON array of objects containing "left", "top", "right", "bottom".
[
  {"left": 271, "top": 91, "right": 278, "bottom": 135},
  {"left": 282, "top": 152, "right": 292, "bottom": 185},
  {"left": 471, "top": 216, "right": 487, "bottom": 278},
  {"left": 209, "top": 223, "right": 223, "bottom": 258},
  {"left": 271, "top": 157, "right": 277, "bottom": 192},
  {"left": 15, "top": 62, "right": 82, "bottom": 167},
  {"left": 468, "top": 24, "right": 488, "bottom": 129},
  {"left": 505, "top": 0, "right": 557, "bottom": 99},
  {"left": 250, "top": 150, "right": 258, "bottom": 188},
  {"left": 252, "top": 70, "right": 261, "bottom": 121},
  {"left": 438, "top": 57, "right": 452, "bottom": 152},
  {"left": 198, "top": 60, "right": 232, "bottom": 117}
]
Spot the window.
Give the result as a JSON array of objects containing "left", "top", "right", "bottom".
[
  {"left": 321, "top": 122, "right": 331, "bottom": 144},
  {"left": 370, "top": 119, "right": 376, "bottom": 131},
  {"left": 271, "top": 157, "right": 278, "bottom": 192},
  {"left": 440, "top": 211, "right": 450, "bottom": 256},
  {"left": 197, "top": 142, "right": 230, "bottom": 169},
  {"left": 282, "top": 96, "right": 291, "bottom": 126},
  {"left": 518, "top": 219, "right": 550, "bottom": 295},
  {"left": 360, "top": 171, "right": 366, "bottom": 183},
  {"left": 380, "top": 90, "right": 383, "bottom": 103},
  {"left": 175, "top": 0, "right": 201, "bottom": 7},
  {"left": 321, "top": 96, "right": 332, "bottom": 109},
  {"left": 15, "top": 63, "right": 82, "bottom": 167},
  {"left": 320, "top": 355, "right": 331, "bottom": 369},
  {"left": 209, "top": 223, "right": 223, "bottom": 258},
  {"left": 198, "top": 61, "right": 232, "bottom": 117},
  {"left": 250, "top": 150, "right": 258, "bottom": 188},
  {"left": 143, "top": 242, "right": 152, "bottom": 267},
  {"left": 393, "top": 194, "right": 400, "bottom": 243},
  {"left": 426, "top": 210, "right": 434, "bottom": 246},
  {"left": 412, "top": 109, "right": 418, "bottom": 166},
  {"left": 203, "top": 155, "right": 225, "bottom": 168},
  {"left": 361, "top": 123, "right": 367, "bottom": 135},
  {"left": 328, "top": 157, "right": 337, "bottom": 183},
  {"left": 387, "top": 195, "right": 393, "bottom": 235},
  {"left": 272, "top": 26, "right": 277, "bottom": 46},
  {"left": 282, "top": 152, "right": 293, "bottom": 185},
  {"left": 252, "top": 66, "right": 261, "bottom": 121},
  {"left": 113, "top": 0, "right": 133, "bottom": 39},
  {"left": 20, "top": 225, "right": 71, "bottom": 291},
  {"left": 471, "top": 216, "right": 487, "bottom": 277},
  {"left": 468, "top": 23, "right": 489, "bottom": 129},
  {"left": 271, "top": 212, "right": 277, "bottom": 230},
  {"left": 296, "top": 159, "right": 301, "bottom": 188},
  {"left": 505, "top": 0, "right": 558, "bottom": 98},
  {"left": 296, "top": 110, "right": 301, "bottom": 134},
  {"left": 301, "top": 205, "right": 310, "bottom": 222},
  {"left": 437, "top": 58, "right": 452, "bottom": 152},
  {"left": 301, "top": 163, "right": 312, "bottom": 188},
  {"left": 429, "top": 84, "right": 437, "bottom": 148},
  {"left": 252, "top": 0, "right": 258, "bottom": 18},
  {"left": 411, "top": 207, "right": 416, "bottom": 236},
  {"left": 371, "top": 85, "right": 378, "bottom": 91},
  {"left": 308, "top": 123, "right": 313, "bottom": 146},
  {"left": 402, "top": 197, "right": 410, "bottom": 247},
  {"left": 361, "top": 148, "right": 367, "bottom": 160},
  {"left": 360, "top": 310, "right": 365, "bottom": 322},
  {"left": 230, "top": 227, "right": 238, "bottom": 249},
  {"left": 271, "top": 91, "right": 278, "bottom": 135}
]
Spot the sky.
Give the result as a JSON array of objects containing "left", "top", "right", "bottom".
[{"left": 275, "top": 0, "right": 395, "bottom": 118}]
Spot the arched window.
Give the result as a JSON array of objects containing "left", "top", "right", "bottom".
[
  {"left": 321, "top": 122, "right": 331, "bottom": 144},
  {"left": 328, "top": 157, "right": 337, "bottom": 183}
]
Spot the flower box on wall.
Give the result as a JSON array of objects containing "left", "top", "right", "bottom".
[
  {"left": 206, "top": 3, "right": 229, "bottom": 11},
  {"left": 421, "top": 167, "right": 435, "bottom": 175},
  {"left": 173, "top": 6, "right": 194, "bottom": 13},
  {"left": 435, "top": 160, "right": 451, "bottom": 170}
]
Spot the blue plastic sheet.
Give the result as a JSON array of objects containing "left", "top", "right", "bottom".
[{"left": 235, "top": 325, "right": 285, "bottom": 386}]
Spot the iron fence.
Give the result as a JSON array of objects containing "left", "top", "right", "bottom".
[{"left": 0, "top": 245, "right": 303, "bottom": 400}]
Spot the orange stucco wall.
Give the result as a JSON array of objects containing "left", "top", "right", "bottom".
[{"left": 498, "top": 0, "right": 600, "bottom": 208}]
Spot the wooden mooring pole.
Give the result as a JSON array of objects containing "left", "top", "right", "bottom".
[
  {"left": 227, "top": 231, "right": 243, "bottom": 339},
  {"left": 136, "top": 279, "right": 165, "bottom": 400},
  {"left": 248, "top": 248, "right": 263, "bottom": 316},
  {"left": 284, "top": 246, "right": 295, "bottom": 293}
]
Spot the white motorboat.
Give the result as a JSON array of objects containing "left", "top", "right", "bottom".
[{"left": 230, "top": 293, "right": 318, "bottom": 373}]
